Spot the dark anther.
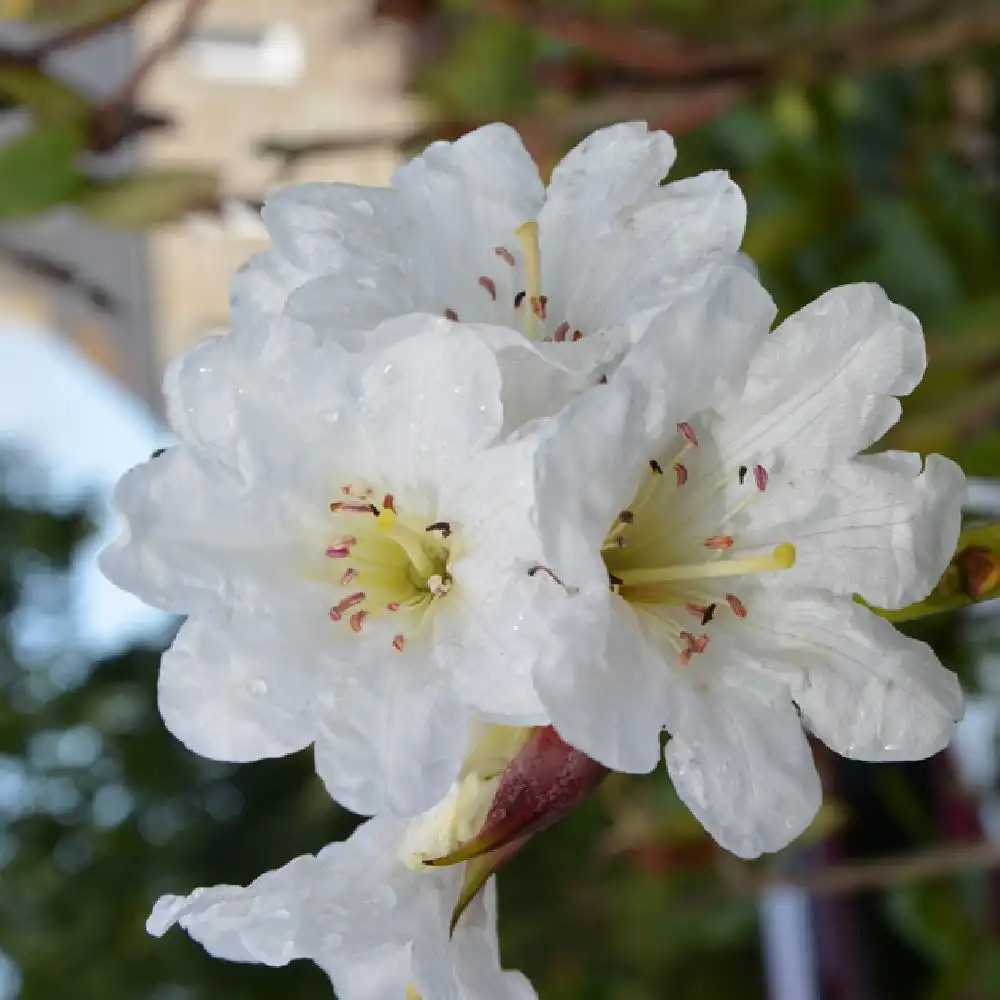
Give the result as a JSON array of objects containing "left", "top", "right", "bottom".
[
  {"left": 369, "top": 503, "right": 381, "bottom": 517},
  {"left": 425, "top": 521, "right": 452, "bottom": 538},
  {"left": 738, "top": 465, "right": 748, "bottom": 485},
  {"left": 649, "top": 459, "right": 664, "bottom": 475},
  {"left": 701, "top": 603, "right": 717, "bottom": 626},
  {"left": 618, "top": 509, "right": 634, "bottom": 524},
  {"left": 598, "top": 374, "right": 608, "bottom": 385},
  {"left": 444, "top": 308, "right": 459, "bottom": 321},
  {"left": 150, "top": 448, "right": 167, "bottom": 459},
  {"left": 514, "top": 290, "right": 526, "bottom": 308},
  {"left": 608, "top": 572, "right": 624, "bottom": 587}
]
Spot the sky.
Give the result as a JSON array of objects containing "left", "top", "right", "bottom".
[{"left": 0, "top": 320, "right": 170, "bottom": 656}]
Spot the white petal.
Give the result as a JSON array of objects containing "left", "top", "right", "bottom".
[
  {"left": 313, "top": 661, "right": 470, "bottom": 816},
  {"left": 764, "top": 593, "right": 964, "bottom": 762},
  {"left": 158, "top": 607, "right": 316, "bottom": 762},
  {"left": 533, "top": 595, "right": 669, "bottom": 773},
  {"left": 230, "top": 249, "right": 310, "bottom": 324},
  {"left": 746, "top": 451, "right": 965, "bottom": 609},
  {"left": 665, "top": 675, "right": 822, "bottom": 858},
  {"left": 714, "top": 283, "right": 927, "bottom": 472},
  {"left": 618, "top": 263, "right": 776, "bottom": 435},
  {"left": 147, "top": 854, "right": 321, "bottom": 966}
]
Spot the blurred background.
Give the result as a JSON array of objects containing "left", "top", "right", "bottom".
[{"left": 1, "top": 1, "right": 1000, "bottom": 998}]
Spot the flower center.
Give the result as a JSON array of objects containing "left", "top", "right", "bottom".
[
  {"left": 325, "top": 484, "right": 453, "bottom": 653},
  {"left": 601, "top": 422, "right": 796, "bottom": 666},
  {"left": 442, "top": 220, "right": 585, "bottom": 343}
]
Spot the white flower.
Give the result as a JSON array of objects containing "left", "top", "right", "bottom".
[
  {"left": 234, "top": 121, "right": 759, "bottom": 379},
  {"left": 524, "top": 282, "right": 966, "bottom": 858},
  {"left": 100, "top": 313, "right": 570, "bottom": 817},
  {"left": 146, "top": 727, "right": 536, "bottom": 1000}
]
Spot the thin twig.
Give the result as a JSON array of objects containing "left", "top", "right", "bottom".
[
  {"left": 0, "top": 245, "right": 118, "bottom": 315},
  {"left": 723, "top": 839, "right": 1000, "bottom": 898},
  {"left": 103, "top": 0, "right": 207, "bottom": 113}
]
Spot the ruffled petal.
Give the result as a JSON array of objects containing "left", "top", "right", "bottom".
[
  {"left": 157, "top": 607, "right": 317, "bottom": 762},
  {"left": 713, "top": 283, "right": 926, "bottom": 473},
  {"left": 665, "top": 674, "right": 822, "bottom": 858},
  {"left": 533, "top": 595, "right": 669, "bottom": 773},
  {"left": 230, "top": 248, "right": 310, "bottom": 324},
  {"left": 762, "top": 593, "right": 963, "bottom": 762},
  {"left": 745, "top": 451, "right": 965, "bottom": 608},
  {"left": 312, "top": 659, "right": 470, "bottom": 817}
]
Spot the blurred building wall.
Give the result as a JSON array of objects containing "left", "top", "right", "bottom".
[{"left": 137, "top": 0, "right": 421, "bottom": 373}]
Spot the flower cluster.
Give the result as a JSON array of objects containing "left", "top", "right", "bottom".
[{"left": 102, "top": 122, "right": 966, "bottom": 997}]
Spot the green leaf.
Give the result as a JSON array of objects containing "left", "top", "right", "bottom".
[
  {"left": 0, "top": 119, "right": 87, "bottom": 219},
  {"left": 75, "top": 168, "right": 220, "bottom": 228},
  {"left": 867, "top": 522, "right": 1000, "bottom": 623},
  {"left": 0, "top": 65, "right": 93, "bottom": 121}
]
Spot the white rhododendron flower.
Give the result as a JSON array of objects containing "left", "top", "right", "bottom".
[
  {"left": 147, "top": 727, "right": 536, "bottom": 1000},
  {"left": 526, "top": 283, "right": 966, "bottom": 858},
  {"left": 234, "top": 121, "right": 759, "bottom": 379},
  {"left": 101, "top": 313, "right": 574, "bottom": 817}
]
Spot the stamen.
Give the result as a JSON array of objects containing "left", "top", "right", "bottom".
[
  {"left": 528, "top": 564, "right": 579, "bottom": 594},
  {"left": 376, "top": 507, "right": 436, "bottom": 578},
  {"left": 330, "top": 501, "right": 376, "bottom": 514},
  {"left": 515, "top": 220, "right": 542, "bottom": 337},
  {"left": 341, "top": 484, "right": 373, "bottom": 498},
  {"left": 674, "top": 463, "right": 688, "bottom": 486},
  {"left": 618, "top": 509, "right": 634, "bottom": 525},
  {"left": 425, "top": 521, "right": 452, "bottom": 538},
  {"left": 514, "top": 290, "right": 526, "bottom": 309},
  {"left": 753, "top": 464, "right": 768, "bottom": 492},
  {"left": 383, "top": 493, "right": 396, "bottom": 512},
  {"left": 615, "top": 544, "right": 796, "bottom": 587},
  {"left": 392, "top": 634, "right": 406, "bottom": 652},
  {"left": 553, "top": 321, "right": 570, "bottom": 342},
  {"left": 704, "top": 535, "right": 735, "bottom": 550},
  {"left": 677, "top": 422, "right": 699, "bottom": 447},
  {"left": 478, "top": 276, "right": 497, "bottom": 300},
  {"left": 349, "top": 610, "right": 367, "bottom": 633},
  {"left": 387, "top": 602, "right": 400, "bottom": 612},
  {"left": 738, "top": 465, "right": 748, "bottom": 485},
  {"left": 530, "top": 295, "right": 548, "bottom": 320},
  {"left": 325, "top": 537, "right": 354, "bottom": 558},
  {"left": 701, "top": 603, "right": 717, "bottom": 625},
  {"left": 330, "top": 592, "right": 366, "bottom": 622},
  {"left": 726, "top": 593, "right": 748, "bottom": 618},
  {"left": 649, "top": 459, "right": 664, "bottom": 475},
  {"left": 444, "top": 308, "right": 459, "bottom": 321},
  {"left": 428, "top": 574, "right": 451, "bottom": 597},
  {"left": 685, "top": 602, "right": 711, "bottom": 618},
  {"left": 340, "top": 567, "right": 358, "bottom": 586},
  {"left": 494, "top": 246, "right": 516, "bottom": 266},
  {"left": 572, "top": 329, "right": 582, "bottom": 342}
]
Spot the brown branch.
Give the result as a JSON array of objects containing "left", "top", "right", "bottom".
[
  {"left": 723, "top": 839, "right": 1000, "bottom": 898},
  {"left": 103, "top": 0, "right": 207, "bottom": 113},
  {"left": 35, "top": 0, "right": 163, "bottom": 60}
]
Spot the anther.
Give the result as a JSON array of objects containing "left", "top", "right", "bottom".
[
  {"left": 650, "top": 459, "right": 664, "bottom": 475},
  {"left": 330, "top": 501, "right": 376, "bottom": 514},
  {"left": 618, "top": 509, "right": 634, "bottom": 525},
  {"left": 392, "top": 634, "right": 406, "bottom": 652},
  {"left": 529, "top": 295, "right": 548, "bottom": 320},
  {"left": 608, "top": 572, "right": 623, "bottom": 588},
  {"left": 704, "top": 535, "right": 735, "bottom": 549},
  {"left": 341, "top": 484, "right": 373, "bottom": 498},
  {"left": 444, "top": 308, "right": 459, "bottom": 321},
  {"left": 738, "top": 465, "right": 748, "bottom": 485},
  {"left": 369, "top": 503, "right": 380, "bottom": 517},
  {"left": 726, "top": 593, "right": 748, "bottom": 618},
  {"left": 325, "top": 543, "right": 353, "bottom": 558},
  {"left": 553, "top": 321, "right": 570, "bottom": 342},
  {"left": 329, "top": 592, "right": 366, "bottom": 621},
  {"left": 151, "top": 447, "right": 167, "bottom": 459},
  {"left": 753, "top": 464, "right": 768, "bottom": 492},
  {"left": 478, "top": 276, "right": 497, "bottom": 300},
  {"left": 382, "top": 494, "right": 396, "bottom": 512},
  {"left": 701, "top": 604, "right": 717, "bottom": 625},
  {"left": 387, "top": 602, "right": 400, "bottom": 612},
  {"left": 514, "top": 290, "right": 526, "bottom": 309},
  {"left": 528, "top": 564, "right": 579, "bottom": 594},
  {"left": 677, "top": 422, "right": 699, "bottom": 447},
  {"left": 349, "top": 610, "right": 367, "bottom": 633},
  {"left": 572, "top": 329, "right": 582, "bottom": 341},
  {"left": 494, "top": 246, "right": 516, "bottom": 266},
  {"left": 598, "top": 374, "right": 608, "bottom": 385},
  {"left": 685, "top": 602, "right": 710, "bottom": 618},
  {"left": 674, "top": 463, "right": 688, "bottom": 486},
  {"left": 425, "top": 521, "right": 452, "bottom": 538},
  {"left": 340, "top": 568, "right": 358, "bottom": 586}
]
